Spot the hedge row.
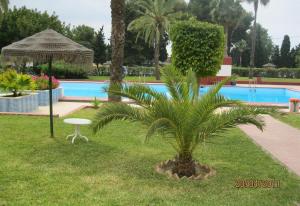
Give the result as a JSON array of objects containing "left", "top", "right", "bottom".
[
  {"left": 232, "top": 67, "right": 300, "bottom": 78},
  {"left": 91, "top": 66, "right": 155, "bottom": 77},
  {"left": 39, "top": 62, "right": 89, "bottom": 79}
]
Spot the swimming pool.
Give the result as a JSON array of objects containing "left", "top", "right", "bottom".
[{"left": 60, "top": 82, "right": 300, "bottom": 104}]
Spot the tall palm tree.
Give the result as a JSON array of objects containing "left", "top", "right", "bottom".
[
  {"left": 109, "top": 0, "right": 126, "bottom": 101},
  {"left": 93, "top": 66, "right": 272, "bottom": 178},
  {"left": 128, "top": 0, "right": 183, "bottom": 80},
  {"left": 232, "top": 39, "right": 247, "bottom": 66},
  {"left": 211, "top": 0, "right": 244, "bottom": 56},
  {"left": 245, "top": 0, "right": 270, "bottom": 77},
  {"left": 0, "top": 0, "right": 9, "bottom": 17}
]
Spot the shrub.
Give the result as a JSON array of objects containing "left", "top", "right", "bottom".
[
  {"left": 32, "top": 75, "right": 60, "bottom": 90},
  {"left": 91, "top": 97, "right": 101, "bottom": 109},
  {"left": 40, "top": 61, "right": 89, "bottom": 79},
  {"left": 0, "top": 69, "right": 35, "bottom": 97},
  {"left": 232, "top": 67, "right": 300, "bottom": 79},
  {"left": 170, "top": 20, "right": 225, "bottom": 77}
]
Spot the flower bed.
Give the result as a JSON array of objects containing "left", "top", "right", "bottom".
[{"left": 32, "top": 75, "right": 63, "bottom": 106}]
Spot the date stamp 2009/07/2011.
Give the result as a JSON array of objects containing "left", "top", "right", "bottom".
[{"left": 235, "top": 179, "right": 280, "bottom": 188}]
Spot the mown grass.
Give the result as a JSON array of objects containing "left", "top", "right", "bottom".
[
  {"left": 88, "top": 76, "right": 161, "bottom": 82},
  {"left": 0, "top": 109, "right": 299, "bottom": 206},
  {"left": 276, "top": 113, "right": 300, "bottom": 129},
  {"left": 237, "top": 77, "right": 300, "bottom": 83}
]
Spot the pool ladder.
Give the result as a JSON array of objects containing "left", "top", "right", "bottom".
[{"left": 249, "top": 78, "right": 257, "bottom": 101}]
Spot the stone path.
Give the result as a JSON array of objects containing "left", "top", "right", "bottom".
[{"left": 239, "top": 115, "right": 300, "bottom": 176}]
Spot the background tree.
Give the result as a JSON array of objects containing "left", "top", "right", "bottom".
[
  {"left": 295, "top": 51, "right": 300, "bottom": 68},
  {"left": 253, "top": 24, "right": 273, "bottom": 67},
  {"left": 271, "top": 45, "right": 280, "bottom": 67},
  {"left": 210, "top": 0, "right": 244, "bottom": 56},
  {"left": 128, "top": 0, "right": 182, "bottom": 80},
  {"left": 290, "top": 44, "right": 300, "bottom": 68},
  {"left": 232, "top": 39, "right": 247, "bottom": 66},
  {"left": 280, "top": 35, "right": 291, "bottom": 68},
  {"left": 110, "top": 0, "right": 126, "bottom": 101},
  {"left": 93, "top": 26, "right": 107, "bottom": 69},
  {"left": 124, "top": 0, "right": 154, "bottom": 66},
  {"left": 188, "top": 0, "right": 214, "bottom": 22},
  {"left": 245, "top": 0, "right": 270, "bottom": 76},
  {"left": 71, "top": 25, "right": 95, "bottom": 49},
  {"left": 0, "top": 7, "right": 66, "bottom": 49},
  {"left": 0, "top": 0, "right": 9, "bottom": 18}
]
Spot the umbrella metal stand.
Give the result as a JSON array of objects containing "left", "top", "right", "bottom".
[{"left": 48, "top": 56, "right": 54, "bottom": 137}]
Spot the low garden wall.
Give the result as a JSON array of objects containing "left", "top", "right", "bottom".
[
  {"left": 0, "top": 93, "right": 39, "bottom": 113},
  {"left": 37, "top": 87, "right": 63, "bottom": 106}
]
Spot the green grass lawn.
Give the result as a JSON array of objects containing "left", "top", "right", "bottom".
[
  {"left": 0, "top": 109, "right": 299, "bottom": 205},
  {"left": 237, "top": 77, "right": 300, "bottom": 83},
  {"left": 276, "top": 113, "right": 300, "bottom": 129},
  {"left": 89, "top": 76, "right": 161, "bottom": 82}
]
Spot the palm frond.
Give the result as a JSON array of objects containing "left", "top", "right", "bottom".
[
  {"left": 93, "top": 103, "right": 146, "bottom": 133},
  {"left": 145, "top": 117, "right": 177, "bottom": 142},
  {"left": 105, "top": 83, "right": 167, "bottom": 107}
]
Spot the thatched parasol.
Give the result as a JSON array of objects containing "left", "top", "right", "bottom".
[{"left": 1, "top": 29, "right": 94, "bottom": 137}]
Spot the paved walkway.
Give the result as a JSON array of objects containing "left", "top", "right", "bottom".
[{"left": 239, "top": 115, "right": 300, "bottom": 176}]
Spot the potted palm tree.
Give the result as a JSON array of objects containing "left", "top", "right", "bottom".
[
  {"left": 93, "top": 66, "right": 272, "bottom": 180},
  {"left": 0, "top": 69, "right": 38, "bottom": 112}
]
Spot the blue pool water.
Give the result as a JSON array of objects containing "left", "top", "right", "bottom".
[{"left": 60, "top": 82, "right": 300, "bottom": 104}]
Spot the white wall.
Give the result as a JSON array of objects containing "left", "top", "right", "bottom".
[{"left": 217, "top": 65, "right": 232, "bottom": 77}]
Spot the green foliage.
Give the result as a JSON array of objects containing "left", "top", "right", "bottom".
[
  {"left": 188, "top": 0, "right": 214, "bottom": 22},
  {"left": 33, "top": 75, "right": 60, "bottom": 90},
  {"left": 170, "top": 20, "right": 224, "bottom": 77},
  {"left": 91, "top": 97, "right": 101, "bottom": 109},
  {"left": 124, "top": 1, "right": 154, "bottom": 65},
  {"left": 93, "top": 26, "right": 107, "bottom": 67},
  {"left": 210, "top": 0, "right": 244, "bottom": 55},
  {"left": 271, "top": 45, "right": 280, "bottom": 67},
  {"left": 280, "top": 35, "right": 292, "bottom": 68},
  {"left": 0, "top": 69, "right": 35, "bottom": 97},
  {"left": 0, "top": 6, "right": 66, "bottom": 49},
  {"left": 295, "top": 52, "right": 300, "bottom": 68},
  {"left": 93, "top": 66, "right": 272, "bottom": 176},
  {"left": 71, "top": 25, "right": 95, "bottom": 49},
  {"left": 128, "top": 0, "right": 183, "bottom": 79},
  {"left": 253, "top": 24, "right": 273, "bottom": 67},
  {"left": 0, "top": 0, "right": 9, "bottom": 17},
  {"left": 232, "top": 67, "right": 300, "bottom": 78},
  {"left": 40, "top": 61, "right": 89, "bottom": 79}
]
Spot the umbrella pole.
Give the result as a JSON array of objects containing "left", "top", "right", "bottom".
[{"left": 48, "top": 56, "right": 54, "bottom": 138}]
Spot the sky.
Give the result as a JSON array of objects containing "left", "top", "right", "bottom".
[{"left": 10, "top": 0, "right": 300, "bottom": 48}]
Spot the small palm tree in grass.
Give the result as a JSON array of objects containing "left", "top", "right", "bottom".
[{"left": 93, "top": 66, "right": 271, "bottom": 179}]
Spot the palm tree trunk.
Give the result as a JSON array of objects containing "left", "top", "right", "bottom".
[
  {"left": 173, "top": 153, "right": 195, "bottom": 177},
  {"left": 224, "top": 25, "right": 229, "bottom": 57},
  {"left": 109, "top": 0, "right": 125, "bottom": 101},
  {"left": 240, "top": 52, "right": 243, "bottom": 66},
  {"left": 249, "top": 1, "right": 258, "bottom": 79},
  {"left": 154, "top": 35, "right": 161, "bottom": 80}
]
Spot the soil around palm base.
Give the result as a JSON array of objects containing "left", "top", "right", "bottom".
[{"left": 155, "top": 159, "right": 216, "bottom": 180}]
